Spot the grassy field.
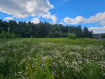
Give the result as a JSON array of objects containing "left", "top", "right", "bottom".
[{"left": 0, "top": 38, "right": 105, "bottom": 79}]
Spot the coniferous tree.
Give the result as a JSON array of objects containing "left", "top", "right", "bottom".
[{"left": 0, "top": 19, "right": 93, "bottom": 38}]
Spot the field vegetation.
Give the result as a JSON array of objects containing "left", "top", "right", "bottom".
[{"left": 0, "top": 38, "right": 105, "bottom": 79}]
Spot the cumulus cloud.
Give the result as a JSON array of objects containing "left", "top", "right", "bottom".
[
  {"left": 59, "top": 22, "right": 64, "bottom": 25},
  {"left": 4, "top": 17, "right": 13, "bottom": 20},
  {"left": 64, "top": 16, "right": 87, "bottom": 24},
  {"left": 63, "top": 12, "right": 105, "bottom": 25},
  {"left": 0, "top": 0, "right": 54, "bottom": 18},
  {"left": 42, "top": 12, "right": 57, "bottom": 24},
  {"left": 31, "top": 17, "right": 40, "bottom": 24},
  {"left": 49, "top": 22, "right": 52, "bottom": 23},
  {"left": 89, "top": 26, "right": 105, "bottom": 34}
]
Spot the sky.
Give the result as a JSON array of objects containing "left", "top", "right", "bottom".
[{"left": 0, "top": 0, "right": 105, "bottom": 34}]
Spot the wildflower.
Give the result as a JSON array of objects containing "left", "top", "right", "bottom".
[
  {"left": 18, "top": 72, "right": 22, "bottom": 74},
  {"left": 90, "top": 71, "right": 92, "bottom": 75}
]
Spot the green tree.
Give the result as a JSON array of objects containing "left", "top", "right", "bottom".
[
  {"left": 83, "top": 27, "right": 93, "bottom": 38},
  {"left": 0, "top": 19, "right": 94, "bottom": 38},
  {"left": 68, "top": 26, "right": 74, "bottom": 33},
  {"left": 83, "top": 27, "right": 89, "bottom": 38},
  {"left": 54, "top": 31, "right": 60, "bottom": 37},
  {"left": 8, "top": 20, "right": 17, "bottom": 33},
  {"left": 76, "top": 25, "right": 82, "bottom": 38},
  {"left": 0, "top": 19, "right": 2, "bottom": 33}
]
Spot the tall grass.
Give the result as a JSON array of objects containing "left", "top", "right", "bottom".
[{"left": 0, "top": 38, "right": 104, "bottom": 79}]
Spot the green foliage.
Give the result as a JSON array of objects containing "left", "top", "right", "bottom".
[
  {"left": 101, "top": 34, "right": 105, "bottom": 38},
  {"left": 102, "top": 40, "right": 105, "bottom": 47},
  {"left": 0, "top": 31, "right": 6, "bottom": 39},
  {"left": 0, "top": 74, "right": 6, "bottom": 79},
  {"left": 0, "top": 31, "right": 17, "bottom": 39},
  {"left": 60, "top": 33, "right": 67, "bottom": 37},
  {"left": 17, "top": 34, "right": 22, "bottom": 38},
  {"left": 68, "top": 33, "right": 77, "bottom": 39},
  {"left": 0, "top": 19, "right": 94, "bottom": 38},
  {"left": 11, "top": 33, "right": 17, "bottom": 39},
  {"left": 7, "top": 32, "right": 12, "bottom": 39},
  {"left": 48, "top": 31, "right": 55, "bottom": 38},
  {"left": 83, "top": 27, "right": 93, "bottom": 38},
  {"left": 0, "top": 38, "right": 104, "bottom": 79},
  {"left": 25, "top": 54, "right": 54, "bottom": 79},
  {"left": 54, "top": 31, "right": 60, "bottom": 37},
  {"left": 31, "top": 36, "right": 33, "bottom": 39}
]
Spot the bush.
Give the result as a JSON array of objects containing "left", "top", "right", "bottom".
[
  {"left": 103, "top": 40, "right": 105, "bottom": 48},
  {"left": 101, "top": 34, "right": 105, "bottom": 38},
  {"left": 0, "top": 31, "right": 7, "bottom": 39},
  {"left": 60, "top": 33, "right": 67, "bottom": 37},
  {"left": 31, "top": 36, "right": 33, "bottom": 39},
  {"left": 68, "top": 33, "right": 77, "bottom": 39},
  {"left": 11, "top": 33, "right": 17, "bottom": 39},
  {"left": 7, "top": 32, "right": 12, "bottom": 39},
  {"left": 0, "top": 31, "right": 17, "bottom": 39},
  {"left": 17, "top": 34, "right": 22, "bottom": 38}
]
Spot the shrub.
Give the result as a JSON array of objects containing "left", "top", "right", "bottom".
[
  {"left": 1, "top": 31, "right": 7, "bottom": 39},
  {"left": 0, "top": 31, "right": 17, "bottom": 39},
  {"left": 17, "top": 34, "right": 22, "bottom": 38},
  {"left": 7, "top": 32, "right": 12, "bottom": 39},
  {"left": 101, "top": 34, "right": 105, "bottom": 38},
  {"left": 103, "top": 40, "right": 105, "bottom": 48},
  {"left": 11, "top": 33, "right": 16, "bottom": 39},
  {"left": 31, "top": 36, "right": 33, "bottom": 39},
  {"left": 60, "top": 33, "right": 67, "bottom": 37},
  {"left": 26, "top": 54, "right": 54, "bottom": 79},
  {"left": 68, "top": 33, "right": 77, "bottom": 39}
]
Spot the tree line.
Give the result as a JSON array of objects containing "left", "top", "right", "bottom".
[{"left": 0, "top": 19, "right": 93, "bottom": 38}]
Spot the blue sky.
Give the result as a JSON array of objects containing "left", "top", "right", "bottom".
[{"left": 0, "top": 0, "right": 105, "bottom": 33}]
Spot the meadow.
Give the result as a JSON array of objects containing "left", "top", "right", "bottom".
[{"left": 0, "top": 38, "right": 105, "bottom": 79}]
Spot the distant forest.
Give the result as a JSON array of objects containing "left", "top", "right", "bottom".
[{"left": 0, "top": 19, "right": 93, "bottom": 38}]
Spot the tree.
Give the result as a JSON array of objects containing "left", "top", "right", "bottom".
[
  {"left": 68, "top": 26, "right": 74, "bottom": 33},
  {"left": 83, "top": 27, "right": 89, "bottom": 38},
  {"left": 54, "top": 31, "right": 60, "bottom": 37},
  {"left": 8, "top": 20, "right": 17, "bottom": 33},
  {"left": 83, "top": 27, "right": 93, "bottom": 38},
  {"left": 0, "top": 19, "right": 93, "bottom": 38},
  {"left": 76, "top": 25, "right": 82, "bottom": 38},
  {"left": 60, "top": 33, "right": 67, "bottom": 37},
  {"left": 88, "top": 30, "right": 93, "bottom": 38},
  {"left": 0, "top": 19, "right": 2, "bottom": 33}
]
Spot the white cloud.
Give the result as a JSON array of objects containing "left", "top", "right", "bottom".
[
  {"left": 51, "top": 15, "right": 57, "bottom": 24},
  {"left": 31, "top": 17, "right": 40, "bottom": 24},
  {"left": 89, "top": 26, "right": 105, "bottom": 34},
  {"left": 0, "top": 0, "right": 54, "bottom": 18},
  {"left": 64, "top": 16, "right": 87, "bottom": 24},
  {"left": 42, "top": 12, "right": 51, "bottom": 19},
  {"left": 42, "top": 12, "right": 57, "bottom": 24},
  {"left": 4, "top": 17, "right": 13, "bottom": 20},
  {"left": 61, "top": 19, "right": 64, "bottom": 21},
  {"left": 49, "top": 22, "right": 52, "bottom": 23},
  {"left": 63, "top": 12, "right": 105, "bottom": 25},
  {"left": 59, "top": 22, "right": 64, "bottom": 25}
]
